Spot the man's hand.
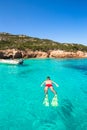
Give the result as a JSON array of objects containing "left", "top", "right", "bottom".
[{"left": 56, "top": 84, "right": 59, "bottom": 87}]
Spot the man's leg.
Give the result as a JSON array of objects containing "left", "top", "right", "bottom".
[
  {"left": 44, "top": 87, "right": 48, "bottom": 95},
  {"left": 50, "top": 87, "right": 57, "bottom": 95}
]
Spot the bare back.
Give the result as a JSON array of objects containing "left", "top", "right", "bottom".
[{"left": 45, "top": 80, "right": 52, "bottom": 84}]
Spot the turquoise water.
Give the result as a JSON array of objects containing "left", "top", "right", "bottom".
[{"left": 0, "top": 58, "right": 87, "bottom": 130}]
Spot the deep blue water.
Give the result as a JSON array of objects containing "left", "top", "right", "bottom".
[{"left": 0, "top": 58, "right": 87, "bottom": 130}]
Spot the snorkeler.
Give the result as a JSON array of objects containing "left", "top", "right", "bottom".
[{"left": 41, "top": 76, "right": 59, "bottom": 96}]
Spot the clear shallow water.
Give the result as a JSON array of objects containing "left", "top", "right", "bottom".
[{"left": 0, "top": 58, "right": 87, "bottom": 130}]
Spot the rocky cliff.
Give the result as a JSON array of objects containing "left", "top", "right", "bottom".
[{"left": 0, "top": 49, "right": 87, "bottom": 59}]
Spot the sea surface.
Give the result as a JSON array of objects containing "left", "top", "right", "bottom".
[{"left": 0, "top": 58, "right": 87, "bottom": 130}]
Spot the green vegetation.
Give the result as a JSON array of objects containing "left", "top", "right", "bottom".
[{"left": 0, "top": 32, "right": 87, "bottom": 52}]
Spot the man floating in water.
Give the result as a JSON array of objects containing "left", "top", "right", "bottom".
[
  {"left": 41, "top": 76, "right": 59, "bottom": 95},
  {"left": 41, "top": 76, "right": 59, "bottom": 106}
]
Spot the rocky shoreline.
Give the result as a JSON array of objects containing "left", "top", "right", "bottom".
[{"left": 0, "top": 49, "right": 87, "bottom": 59}]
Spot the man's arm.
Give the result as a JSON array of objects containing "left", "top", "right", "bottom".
[
  {"left": 52, "top": 81, "right": 59, "bottom": 87},
  {"left": 41, "top": 81, "right": 45, "bottom": 87}
]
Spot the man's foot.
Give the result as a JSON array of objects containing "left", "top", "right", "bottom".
[
  {"left": 54, "top": 94, "right": 57, "bottom": 97},
  {"left": 45, "top": 94, "right": 48, "bottom": 98}
]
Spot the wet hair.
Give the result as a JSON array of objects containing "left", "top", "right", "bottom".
[{"left": 47, "top": 76, "right": 50, "bottom": 79}]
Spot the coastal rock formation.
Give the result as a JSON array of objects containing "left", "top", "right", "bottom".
[
  {"left": 49, "top": 50, "right": 87, "bottom": 58},
  {"left": 34, "top": 51, "right": 48, "bottom": 58},
  {"left": 0, "top": 49, "right": 87, "bottom": 59},
  {"left": 0, "top": 49, "right": 22, "bottom": 59},
  {"left": 0, "top": 51, "right": 4, "bottom": 58},
  {"left": 76, "top": 51, "right": 86, "bottom": 57},
  {"left": 14, "top": 51, "right": 22, "bottom": 58},
  {"left": 23, "top": 50, "right": 48, "bottom": 58}
]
